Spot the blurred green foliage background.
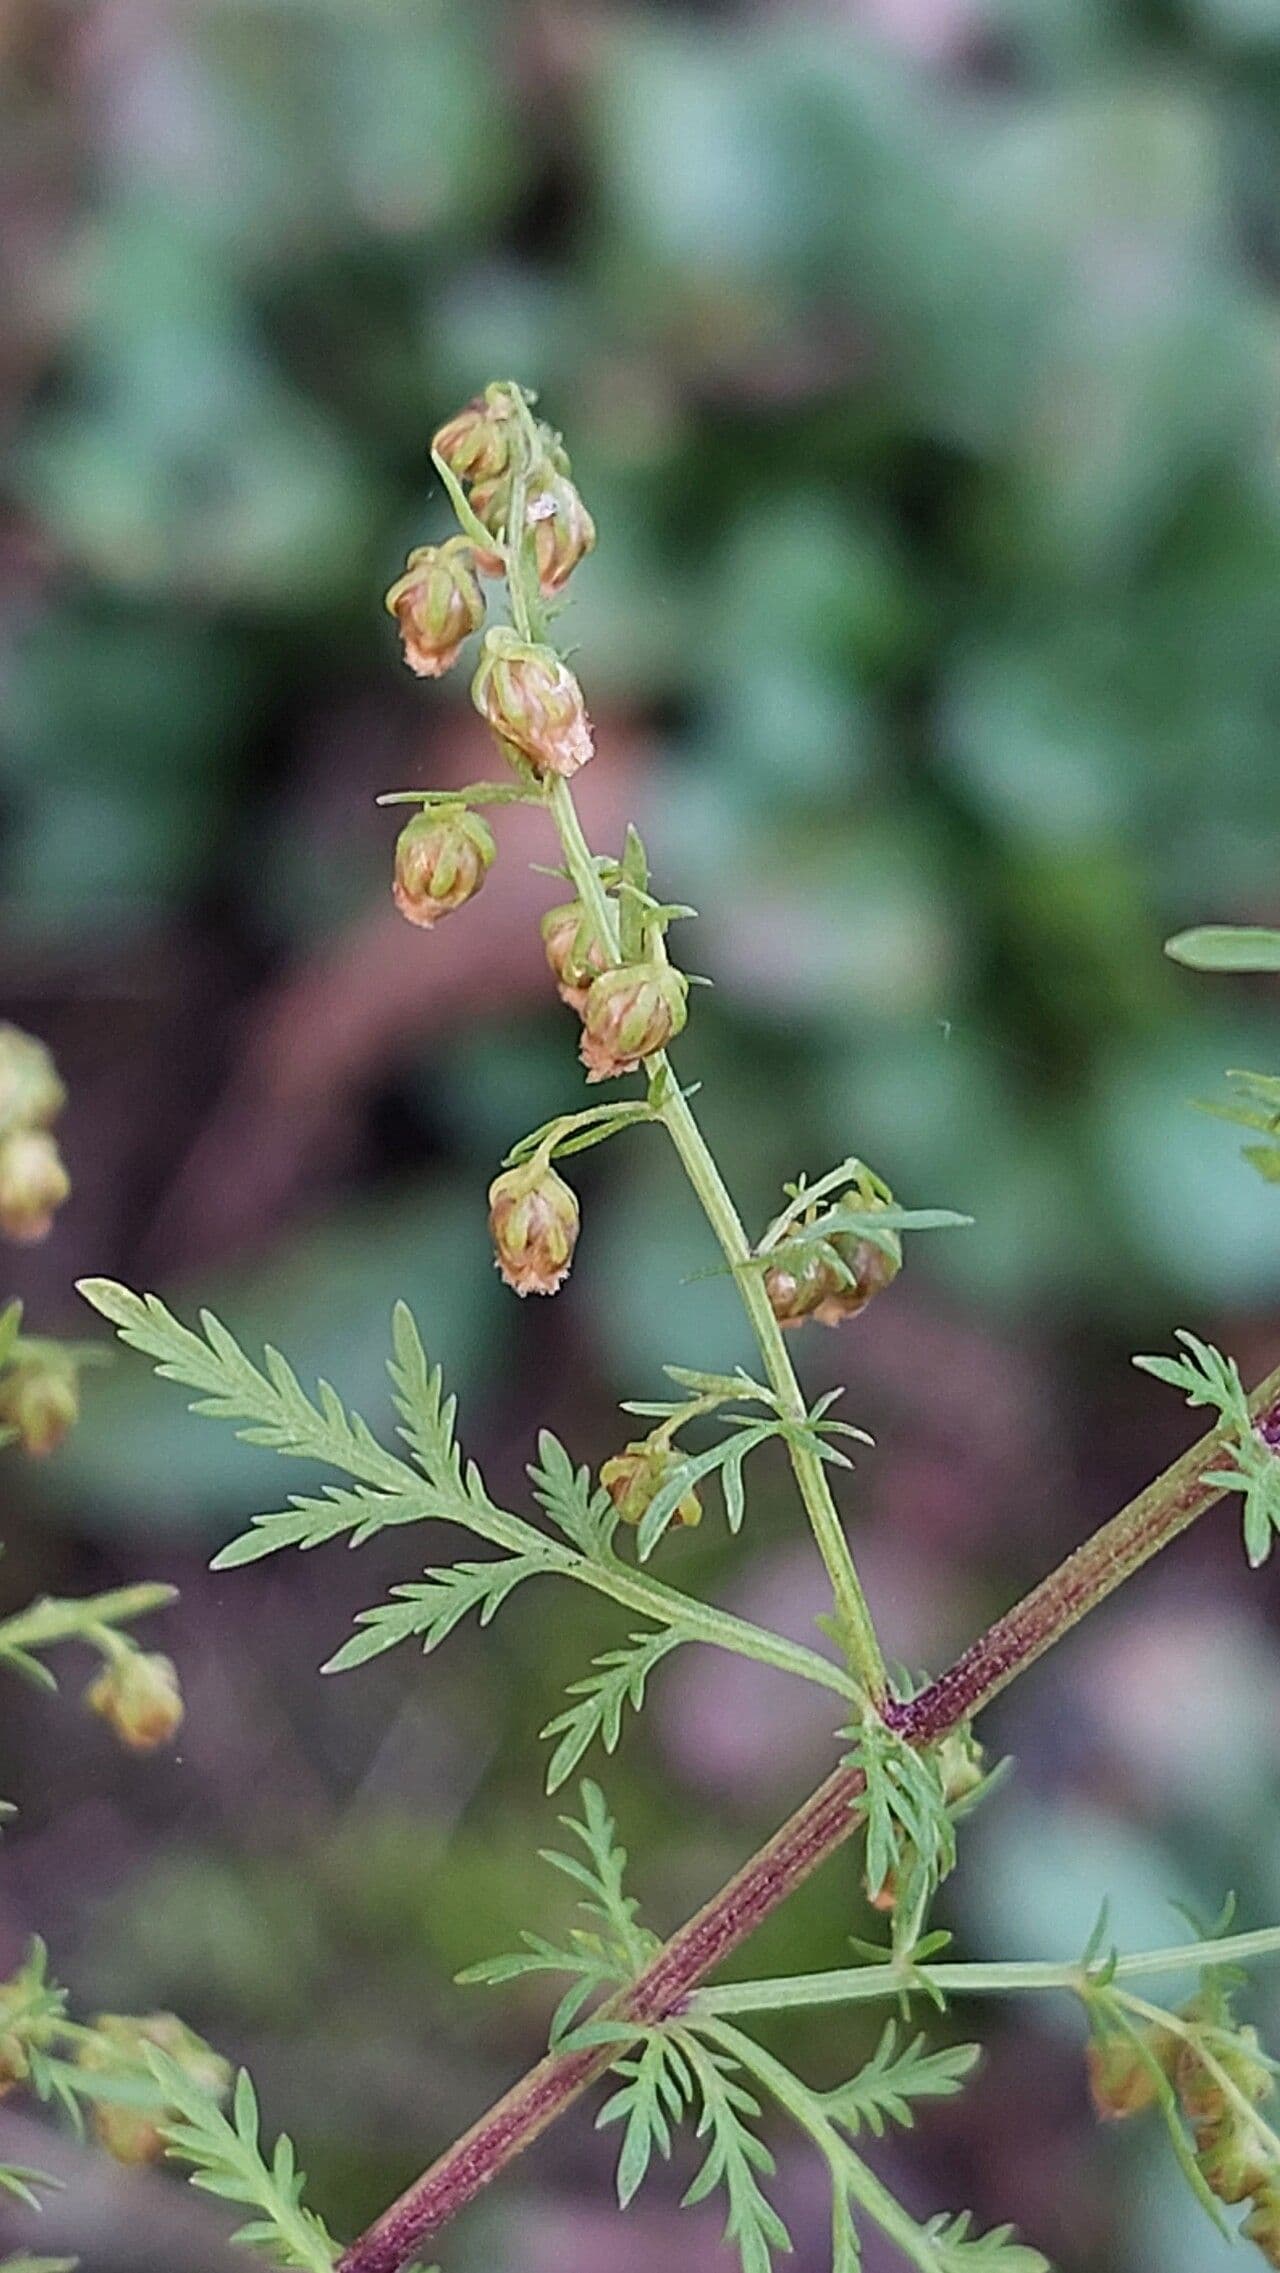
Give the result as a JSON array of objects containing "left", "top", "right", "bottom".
[{"left": 1, "top": 0, "right": 1280, "bottom": 2268}]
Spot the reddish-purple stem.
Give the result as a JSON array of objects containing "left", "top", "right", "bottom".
[{"left": 339, "top": 1368, "right": 1280, "bottom": 2273}]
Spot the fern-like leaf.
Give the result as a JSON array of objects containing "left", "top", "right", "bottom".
[
  {"left": 153, "top": 2057, "right": 337, "bottom": 2272},
  {"left": 387, "top": 1302, "right": 465, "bottom": 1496},
  {"left": 539, "top": 1781, "right": 656, "bottom": 1977},
  {"left": 1135, "top": 1329, "right": 1280, "bottom": 1566},
  {"left": 324, "top": 1554, "right": 547, "bottom": 1672},
  {"left": 843, "top": 1716, "right": 955, "bottom": 1903},
  {"left": 825, "top": 2023, "right": 980, "bottom": 2138},
  {"left": 529, "top": 1431, "right": 617, "bottom": 1560},
  {"left": 597, "top": 2030, "right": 695, "bottom": 2207},
  {"left": 921, "top": 2211, "right": 1050, "bottom": 2270},
  {"left": 680, "top": 2037, "right": 792, "bottom": 2273},
  {"left": 541, "top": 1628, "right": 682, "bottom": 1792},
  {"left": 78, "top": 1282, "right": 408, "bottom": 1494}
]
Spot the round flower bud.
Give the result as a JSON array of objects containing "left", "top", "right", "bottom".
[
  {"left": 1178, "top": 2023, "right": 1271, "bottom": 2128},
  {"left": 541, "top": 900, "right": 610, "bottom": 1012},
  {"left": 85, "top": 1650, "right": 184, "bottom": 1752},
  {"left": 384, "top": 540, "right": 485, "bottom": 678},
  {"left": 0, "top": 1351, "right": 79, "bottom": 1456},
  {"left": 472, "top": 631, "right": 593, "bottom": 779},
  {"left": 764, "top": 1249, "right": 841, "bottom": 1331},
  {"left": 0, "top": 1024, "right": 66, "bottom": 1136},
  {"left": 810, "top": 1229, "right": 902, "bottom": 1328},
  {"left": 579, "top": 963, "right": 688, "bottom": 1082},
  {"left": 0, "top": 1128, "right": 70, "bottom": 1244},
  {"left": 600, "top": 1440, "right": 702, "bottom": 1532},
  {"left": 1245, "top": 2185, "right": 1280, "bottom": 2267},
  {"left": 393, "top": 805, "right": 495, "bottom": 929},
  {"left": 488, "top": 1157, "right": 580, "bottom": 1297},
  {"left": 1085, "top": 2030, "right": 1167, "bottom": 2121},
  {"left": 432, "top": 388, "right": 513, "bottom": 484},
  {"left": 1195, "top": 2112, "right": 1275, "bottom": 2206},
  {"left": 528, "top": 469, "right": 597, "bottom": 595},
  {"left": 78, "top": 2013, "right": 231, "bottom": 2167}
]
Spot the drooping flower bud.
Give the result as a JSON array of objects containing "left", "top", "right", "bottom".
[
  {"left": 384, "top": 539, "right": 485, "bottom": 678},
  {"left": 811, "top": 1229, "right": 902, "bottom": 1328},
  {"left": 85, "top": 1650, "right": 184, "bottom": 1752},
  {"left": 541, "top": 900, "right": 611, "bottom": 1012},
  {"left": 1245, "top": 2185, "right": 1280, "bottom": 2266},
  {"left": 0, "top": 1128, "right": 70, "bottom": 1244},
  {"left": 528, "top": 468, "right": 597, "bottom": 595},
  {"left": 1177, "top": 2021, "right": 1272, "bottom": 2128},
  {"left": 764, "top": 1249, "right": 842, "bottom": 1331},
  {"left": 579, "top": 962, "right": 688, "bottom": 1081},
  {"left": 600, "top": 1440, "right": 702, "bottom": 1532},
  {"left": 0, "top": 1025, "right": 66, "bottom": 1136},
  {"left": 0, "top": 1349, "right": 79, "bottom": 1455},
  {"left": 432, "top": 387, "right": 514, "bottom": 484},
  {"left": 488, "top": 1157, "right": 580, "bottom": 1296},
  {"left": 392, "top": 805, "right": 495, "bottom": 929},
  {"left": 78, "top": 2012, "right": 231, "bottom": 2166},
  {"left": 1195, "top": 2112, "right": 1275, "bottom": 2205},
  {"left": 1085, "top": 2026, "right": 1174, "bottom": 2121},
  {"left": 472, "top": 630, "right": 593, "bottom": 779}
]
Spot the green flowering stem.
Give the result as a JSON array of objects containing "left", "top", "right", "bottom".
[
  {"left": 0, "top": 1584, "right": 176, "bottom": 1662},
  {"left": 546, "top": 773, "right": 887, "bottom": 1699},
  {"left": 694, "top": 1925, "right": 1280, "bottom": 2016}
]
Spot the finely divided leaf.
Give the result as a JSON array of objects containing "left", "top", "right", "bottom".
[
  {"left": 325, "top": 1554, "right": 546, "bottom": 1672},
  {"left": 541, "top": 1628, "right": 682, "bottom": 1792},
  {"left": 826, "top": 2024, "right": 980, "bottom": 2138},
  {"left": 529, "top": 1430, "right": 617, "bottom": 1559}
]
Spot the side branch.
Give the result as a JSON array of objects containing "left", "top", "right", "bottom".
[{"left": 338, "top": 1362, "right": 1280, "bottom": 2273}]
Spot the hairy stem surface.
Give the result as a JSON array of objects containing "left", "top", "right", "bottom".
[{"left": 337, "top": 1363, "right": 1280, "bottom": 2273}]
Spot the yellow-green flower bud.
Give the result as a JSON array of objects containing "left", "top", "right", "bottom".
[
  {"left": 85, "top": 1650, "right": 184, "bottom": 1752},
  {"left": 472, "top": 630, "right": 593, "bottom": 780},
  {"left": 541, "top": 900, "right": 610, "bottom": 1011},
  {"left": 579, "top": 962, "right": 688, "bottom": 1081},
  {"left": 78, "top": 2012, "right": 231, "bottom": 2167},
  {"left": 1245, "top": 2184, "right": 1280, "bottom": 2266},
  {"left": 385, "top": 539, "right": 485, "bottom": 678},
  {"left": 1085, "top": 2027, "right": 1173, "bottom": 2121},
  {"left": 1195, "top": 2112, "right": 1275, "bottom": 2206},
  {"left": 0, "top": 1024, "right": 66, "bottom": 1137},
  {"left": 393, "top": 806, "right": 495, "bottom": 929},
  {"left": 600, "top": 1440, "right": 702, "bottom": 1532},
  {"left": 1178, "top": 2022, "right": 1272, "bottom": 2127},
  {"left": 487, "top": 1157, "right": 580, "bottom": 1297},
  {"left": 529, "top": 468, "right": 597, "bottom": 595},
  {"left": 432, "top": 388, "right": 514, "bottom": 484},
  {"left": 0, "top": 1350, "right": 79, "bottom": 1455},
  {"left": 0, "top": 1128, "right": 70, "bottom": 1244}
]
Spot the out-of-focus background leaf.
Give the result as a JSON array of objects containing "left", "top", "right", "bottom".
[{"left": 0, "top": 1, "right": 1278, "bottom": 2267}]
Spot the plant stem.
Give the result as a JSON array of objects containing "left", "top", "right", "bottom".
[
  {"left": 337, "top": 1364, "right": 1280, "bottom": 2273},
  {"left": 694, "top": 1925, "right": 1280, "bottom": 2016},
  {"left": 546, "top": 774, "right": 887, "bottom": 1699},
  {"left": 0, "top": 1583, "right": 177, "bottom": 1658}
]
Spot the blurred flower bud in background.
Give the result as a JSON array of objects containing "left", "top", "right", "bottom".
[
  {"left": 78, "top": 2012, "right": 230, "bottom": 2166},
  {"left": 601, "top": 1438, "right": 702, "bottom": 1530},
  {"left": 85, "top": 1649, "right": 185, "bottom": 1752},
  {"left": 0, "top": 1346, "right": 80, "bottom": 1454}
]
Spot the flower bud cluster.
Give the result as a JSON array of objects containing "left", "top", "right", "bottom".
[
  {"left": 433, "top": 385, "right": 595, "bottom": 597},
  {"left": 0, "top": 1025, "right": 70, "bottom": 1244},
  {"left": 77, "top": 2012, "right": 231, "bottom": 2166},
  {"left": 1087, "top": 1987, "right": 1280, "bottom": 2261}
]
